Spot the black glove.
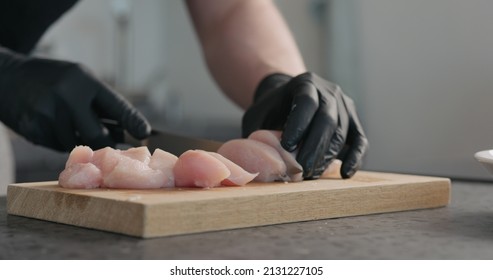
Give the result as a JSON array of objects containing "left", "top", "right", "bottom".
[
  {"left": 242, "top": 72, "right": 368, "bottom": 179},
  {"left": 0, "top": 47, "right": 151, "bottom": 151}
]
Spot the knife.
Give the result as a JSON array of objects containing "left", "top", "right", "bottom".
[
  {"left": 140, "top": 129, "right": 223, "bottom": 156},
  {"left": 102, "top": 119, "right": 224, "bottom": 155},
  {"left": 123, "top": 129, "right": 224, "bottom": 156}
]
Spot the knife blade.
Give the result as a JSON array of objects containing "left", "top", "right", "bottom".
[
  {"left": 101, "top": 119, "right": 224, "bottom": 155},
  {"left": 122, "top": 129, "right": 223, "bottom": 156},
  {"left": 144, "top": 129, "right": 223, "bottom": 156}
]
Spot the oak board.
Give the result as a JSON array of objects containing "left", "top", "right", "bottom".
[{"left": 6, "top": 171, "right": 451, "bottom": 238}]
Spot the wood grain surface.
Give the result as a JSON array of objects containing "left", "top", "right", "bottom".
[{"left": 6, "top": 171, "right": 451, "bottom": 238}]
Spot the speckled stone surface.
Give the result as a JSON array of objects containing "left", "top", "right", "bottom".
[{"left": 1, "top": 180, "right": 493, "bottom": 259}]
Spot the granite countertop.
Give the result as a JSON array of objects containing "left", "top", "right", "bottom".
[{"left": 1, "top": 180, "right": 493, "bottom": 259}]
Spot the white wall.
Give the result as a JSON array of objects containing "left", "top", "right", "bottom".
[
  {"left": 327, "top": 0, "right": 493, "bottom": 180},
  {"left": 39, "top": 0, "right": 168, "bottom": 92}
]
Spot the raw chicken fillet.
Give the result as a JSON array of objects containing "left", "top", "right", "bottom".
[{"left": 59, "top": 130, "right": 344, "bottom": 189}]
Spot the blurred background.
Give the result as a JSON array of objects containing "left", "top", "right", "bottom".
[{"left": 5, "top": 0, "right": 493, "bottom": 188}]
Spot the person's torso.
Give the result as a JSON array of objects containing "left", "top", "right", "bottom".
[{"left": 0, "top": 0, "right": 79, "bottom": 54}]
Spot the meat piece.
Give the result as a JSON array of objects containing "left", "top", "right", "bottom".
[
  {"left": 321, "top": 159, "right": 343, "bottom": 179},
  {"left": 58, "top": 163, "right": 102, "bottom": 189},
  {"left": 96, "top": 146, "right": 171, "bottom": 189},
  {"left": 208, "top": 152, "right": 258, "bottom": 186},
  {"left": 96, "top": 146, "right": 164, "bottom": 189},
  {"left": 149, "top": 149, "right": 178, "bottom": 170},
  {"left": 59, "top": 145, "right": 102, "bottom": 188},
  {"left": 173, "top": 150, "right": 231, "bottom": 188},
  {"left": 102, "top": 156, "right": 165, "bottom": 189},
  {"left": 92, "top": 147, "right": 121, "bottom": 175},
  {"left": 248, "top": 130, "right": 303, "bottom": 182},
  {"left": 121, "top": 146, "right": 151, "bottom": 164},
  {"left": 149, "top": 149, "right": 178, "bottom": 187},
  {"left": 218, "top": 139, "right": 291, "bottom": 182},
  {"left": 65, "top": 145, "right": 93, "bottom": 168}
]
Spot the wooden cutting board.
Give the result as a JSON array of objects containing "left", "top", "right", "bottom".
[{"left": 6, "top": 171, "right": 451, "bottom": 238}]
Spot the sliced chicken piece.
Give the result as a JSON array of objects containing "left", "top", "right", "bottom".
[
  {"left": 173, "top": 150, "right": 231, "bottom": 188},
  {"left": 96, "top": 146, "right": 171, "bottom": 189},
  {"left": 92, "top": 147, "right": 121, "bottom": 175},
  {"left": 247, "top": 130, "right": 303, "bottom": 182},
  {"left": 102, "top": 156, "right": 165, "bottom": 189},
  {"left": 65, "top": 145, "right": 93, "bottom": 168},
  {"left": 59, "top": 163, "right": 102, "bottom": 189},
  {"left": 149, "top": 149, "right": 178, "bottom": 187},
  {"left": 218, "top": 139, "right": 291, "bottom": 182},
  {"left": 121, "top": 146, "right": 151, "bottom": 164},
  {"left": 321, "top": 159, "right": 343, "bottom": 179},
  {"left": 208, "top": 152, "right": 258, "bottom": 186}
]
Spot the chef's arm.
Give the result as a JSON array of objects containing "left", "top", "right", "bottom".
[
  {"left": 185, "top": 0, "right": 306, "bottom": 109},
  {"left": 187, "top": 0, "right": 369, "bottom": 179}
]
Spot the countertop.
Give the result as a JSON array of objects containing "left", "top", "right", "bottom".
[{"left": 2, "top": 180, "right": 493, "bottom": 259}]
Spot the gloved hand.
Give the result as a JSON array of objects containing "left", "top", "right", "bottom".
[
  {"left": 0, "top": 47, "right": 151, "bottom": 152},
  {"left": 242, "top": 72, "right": 368, "bottom": 179}
]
